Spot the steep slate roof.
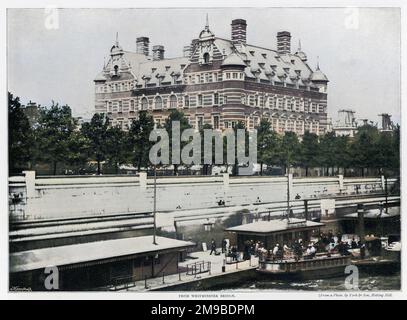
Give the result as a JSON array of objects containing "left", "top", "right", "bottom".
[{"left": 96, "top": 27, "right": 326, "bottom": 88}]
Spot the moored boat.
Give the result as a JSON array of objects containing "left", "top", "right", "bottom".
[{"left": 257, "top": 253, "right": 351, "bottom": 280}]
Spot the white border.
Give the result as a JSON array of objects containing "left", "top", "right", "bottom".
[{"left": 0, "top": 0, "right": 406, "bottom": 300}]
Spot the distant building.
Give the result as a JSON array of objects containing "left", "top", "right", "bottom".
[
  {"left": 332, "top": 109, "right": 357, "bottom": 137},
  {"left": 94, "top": 17, "right": 329, "bottom": 135},
  {"left": 378, "top": 113, "right": 395, "bottom": 132},
  {"left": 73, "top": 115, "right": 91, "bottom": 131},
  {"left": 22, "top": 101, "right": 40, "bottom": 127}
]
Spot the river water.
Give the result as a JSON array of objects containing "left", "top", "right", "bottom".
[{"left": 222, "top": 272, "right": 401, "bottom": 291}]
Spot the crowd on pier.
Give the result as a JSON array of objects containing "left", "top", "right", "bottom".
[{"left": 218, "top": 232, "right": 366, "bottom": 262}]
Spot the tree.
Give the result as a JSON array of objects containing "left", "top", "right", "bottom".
[
  {"left": 318, "top": 131, "right": 337, "bottom": 176},
  {"left": 374, "top": 131, "right": 395, "bottom": 175},
  {"left": 256, "top": 119, "right": 272, "bottom": 175},
  {"left": 300, "top": 131, "right": 320, "bottom": 176},
  {"left": 279, "top": 131, "right": 300, "bottom": 175},
  {"left": 36, "top": 102, "right": 77, "bottom": 175},
  {"left": 65, "top": 130, "right": 89, "bottom": 173},
  {"left": 105, "top": 125, "right": 128, "bottom": 174},
  {"left": 81, "top": 113, "right": 110, "bottom": 175},
  {"left": 128, "top": 111, "right": 155, "bottom": 172},
  {"left": 392, "top": 125, "right": 400, "bottom": 172},
  {"left": 163, "top": 110, "right": 192, "bottom": 175},
  {"left": 350, "top": 125, "right": 380, "bottom": 176},
  {"left": 227, "top": 121, "right": 247, "bottom": 176},
  {"left": 335, "top": 135, "right": 351, "bottom": 176},
  {"left": 8, "top": 92, "right": 33, "bottom": 174},
  {"left": 199, "top": 123, "right": 213, "bottom": 175}
]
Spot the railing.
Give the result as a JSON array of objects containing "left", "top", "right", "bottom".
[
  {"left": 186, "top": 261, "right": 211, "bottom": 276},
  {"left": 108, "top": 275, "right": 138, "bottom": 291}
]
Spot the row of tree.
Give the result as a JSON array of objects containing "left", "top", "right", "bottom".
[{"left": 9, "top": 92, "right": 400, "bottom": 176}]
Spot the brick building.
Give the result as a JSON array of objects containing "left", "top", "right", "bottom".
[{"left": 94, "top": 18, "right": 329, "bottom": 135}]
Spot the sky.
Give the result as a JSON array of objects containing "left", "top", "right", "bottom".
[{"left": 7, "top": 7, "right": 401, "bottom": 124}]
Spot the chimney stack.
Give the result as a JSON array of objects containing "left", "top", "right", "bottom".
[
  {"left": 276, "top": 31, "right": 291, "bottom": 54},
  {"left": 231, "top": 19, "right": 247, "bottom": 45},
  {"left": 183, "top": 45, "right": 191, "bottom": 58},
  {"left": 136, "top": 37, "right": 150, "bottom": 56},
  {"left": 152, "top": 45, "right": 165, "bottom": 60}
]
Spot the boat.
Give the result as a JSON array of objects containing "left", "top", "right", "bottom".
[{"left": 257, "top": 253, "right": 351, "bottom": 280}]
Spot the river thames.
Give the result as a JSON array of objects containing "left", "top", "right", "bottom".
[{"left": 223, "top": 272, "right": 400, "bottom": 291}]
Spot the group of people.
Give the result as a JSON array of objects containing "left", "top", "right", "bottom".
[{"left": 209, "top": 231, "right": 361, "bottom": 262}]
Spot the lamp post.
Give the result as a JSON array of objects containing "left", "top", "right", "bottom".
[
  {"left": 286, "top": 164, "right": 291, "bottom": 222},
  {"left": 153, "top": 164, "right": 158, "bottom": 245}
]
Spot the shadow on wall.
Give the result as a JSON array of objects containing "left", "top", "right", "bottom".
[{"left": 157, "top": 210, "right": 250, "bottom": 252}]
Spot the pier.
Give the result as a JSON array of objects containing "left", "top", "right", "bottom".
[{"left": 109, "top": 251, "right": 259, "bottom": 292}]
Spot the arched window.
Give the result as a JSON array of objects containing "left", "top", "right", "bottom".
[
  {"left": 203, "top": 52, "right": 210, "bottom": 64},
  {"left": 141, "top": 97, "right": 149, "bottom": 110},
  {"left": 154, "top": 96, "right": 163, "bottom": 109},
  {"left": 169, "top": 95, "right": 177, "bottom": 109}
]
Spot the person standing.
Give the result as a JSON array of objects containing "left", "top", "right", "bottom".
[
  {"left": 221, "top": 238, "right": 227, "bottom": 253},
  {"left": 210, "top": 239, "right": 217, "bottom": 255}
]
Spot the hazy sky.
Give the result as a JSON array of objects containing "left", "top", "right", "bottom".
[{"left": 7, "top": 7, "right": 401, "bottom": 124}]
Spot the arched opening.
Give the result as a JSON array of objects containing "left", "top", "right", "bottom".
[
  {"left": 141, "top": 97, "right": 149, "bottom": 110},
  {"left": 203, "top": 52, "right": 210, "bottom": 64},
  {"left": 154, "top": 96, "right": 162, "bottom": 109},
  {"left": 169, "top": 95, "right": 177, "bottom": 109}
]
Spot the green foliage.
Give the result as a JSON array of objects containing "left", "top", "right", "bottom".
[
  {"left": 279, "top": 131, "right": 301, "bottom": 173},
  {"left": 81, "top": 113, "right": 110, "bottom": 174},
  {"left": 36, "top": 102, "right": 78, "bottom": 174},
  {"left": 300, "top": 131, "right": 320, "bottom": 176},
  {"left": 8, "top": 93, "right": 33, "bottom": 174},
  {"left": 104, "top": 125, "right": 128, "bottom": 173},
  {"left": 256, "top": 119, "right": 281, "bottom": 175},
  {"left": 128, "top": 111, "right": 155, "bottom": 171},
  {"left": 7, "top": 92, "right": 401, "bottom": 177},
  {"left": 163, "top": 110, "right": 192, "bottom": 174}
]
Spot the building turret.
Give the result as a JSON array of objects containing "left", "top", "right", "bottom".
[{"left": 310, "top": 59, "right": 329, "bottom": 93}]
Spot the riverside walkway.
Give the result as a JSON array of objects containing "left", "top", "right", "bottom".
[{"left": 114, "top": 251, "right": 259, "bottom": 292}]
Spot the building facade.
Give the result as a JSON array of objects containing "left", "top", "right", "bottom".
[
  {"left": 332, "top": 109, "right": 358, "bottom": 137},
  {"left": 94, "top": 18, "right": 329, "bottom": 135}
]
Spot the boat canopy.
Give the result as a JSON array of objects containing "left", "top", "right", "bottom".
[{"left": 225, "top": 218, "right": 325, "bottom": 236}]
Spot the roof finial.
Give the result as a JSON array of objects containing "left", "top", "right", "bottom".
[
  {"left": 316, "top": 56, "right": 320, "bottom": 70},
  {"left": 205, "top": 13, "right": 209, "bottom": 30},
  {"left": 115, "top": 32, "right": 119, "bottom": 46},
  {"left": 298, "top": 39, "right": 302, "bottom": 51}
]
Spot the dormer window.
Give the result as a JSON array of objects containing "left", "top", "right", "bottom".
[
  {"left": 249, "top": 51, "right": 255, "bottom": 56},
  {"left": 165, "top": 66, "right": 170, "bottom": 71},
  {"left": 262, "top": 53, "right": 267, "bottom": 59},
  {"left": 114, "top": 65, "right": 119, "bottom": 76},
  {"left": 203, "top": 52, "right": 210, "bottom": 64}
]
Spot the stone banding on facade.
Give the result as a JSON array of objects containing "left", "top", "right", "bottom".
[{"left": 94, "top": 18, "right": 329, "bottom": 135}]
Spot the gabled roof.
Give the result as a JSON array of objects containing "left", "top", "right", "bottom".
[
  {"left": 10, "top": 236, "right": 195, "bottom": 273},
  {"left": 225, "top": 218, "right": 324, "bottom": 235}
]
